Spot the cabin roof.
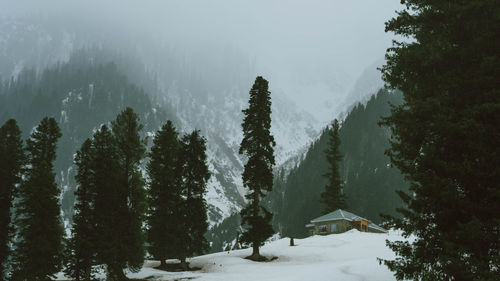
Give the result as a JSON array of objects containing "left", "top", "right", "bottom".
[
  {"left": 308, "top": 209, "right": 388, "bottom": 233},
  {"left": 310, "top": 209, "right": 369, "bottom": 223},
  {"left": 367, "top": 223, "right": 387, "bottom": 233}
]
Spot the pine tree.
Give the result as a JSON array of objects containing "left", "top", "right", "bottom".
[
  {"left": 0, "top": 119, "right": 24, "bottom": 279},
  {"left": 180, "top": 130, "right": 210, "bottom": 267},
  {"left": 320, "top": 119, "right": 346, "bottom": 213},
  {"left": 11, "top": 117, "right": 63, "bottom": 280},
  {"left": 110, "top": 107, "right": 147, "bottom": 277},
  {"left": 380, "top": 1, "right": 500, "bottom": 280},
  {"left": 64, "top": 139, "right": 96, "bottom": 281},
  {"left": 90, "top": 125, "right": 124, "bottom": 280},
  {"left": 239, "top": 76, "right": 276, "bottom": 261},
  {"left": 146, "top": 121, "right": 183, "bottom": 267}
]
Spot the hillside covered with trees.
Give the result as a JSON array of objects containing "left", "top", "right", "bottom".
[{"left": 269, "top": 89, "right": 408, "bottom": 238}]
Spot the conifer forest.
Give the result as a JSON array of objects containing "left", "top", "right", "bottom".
[{"left": 0, "top": 1, "right": 498, "bottom": 280}]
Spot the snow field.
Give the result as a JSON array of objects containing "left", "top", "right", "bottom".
[{"left": 57, "top": 230, "right": 404, "bottom": 281}]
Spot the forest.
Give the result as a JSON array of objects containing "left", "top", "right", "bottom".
[{"left": 0, "top": 1, "right": 499, "bottom": 281}]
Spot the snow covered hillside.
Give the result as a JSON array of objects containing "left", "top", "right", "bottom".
[
  {"left": 0, "top": 18, "right": 321, "bottom": 230},
  {"left": 56, "top": 230, "right": 404, "bottom": 281}
]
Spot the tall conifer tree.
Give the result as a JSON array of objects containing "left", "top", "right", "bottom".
[
  {"left": 239, "top": 76, "right": 276, "bottom": 261},
  {"left": 111, "top": 107, "right": 147, "bottom": 276},
  {"left": 0, "top": 119, "right": 24, "bottom": 279},
  {"left": 146, "top": 121, "right": 183, "bottom": 267},
  {"left": 11, "top": 117, "right": 63, "bottom": 280},
  {"left": 180, "top": 130, "right": 210, "bottom": 266},
  {"left": 380, "top": 1, "right": 500, "bottom": 280},
  {"left": 65, "top": 139, "right": 96, "bottom": 281},
  {"left": 320, "top": 119, "right": 346, "bottom": 213},
  {"left": 91, "top": 125, "right": 124, "bottom": 280}
]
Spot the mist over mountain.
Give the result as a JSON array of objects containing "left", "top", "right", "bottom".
[
  {"left": 1, "top": 0, "right": 399, "bottom": 122},
  {"left": 1, "top": 0, "right": 400, "bottom": 253}
]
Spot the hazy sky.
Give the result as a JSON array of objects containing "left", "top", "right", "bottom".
[{"left": 2, "top": 0, "right": 401, "bottom": 122}]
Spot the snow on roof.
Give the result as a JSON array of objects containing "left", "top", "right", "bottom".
[
  {"left": 367, "top": 223, "right": 388, "bottom": 233},
  {"left": 310, "top": 209, "right": 369, "bottom": 223},
  {"left": 309, "top": 209, "right": 388, "bottom": 233}
]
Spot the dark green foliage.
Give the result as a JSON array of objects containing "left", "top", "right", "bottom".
[
  {"left": 180, "top": 130, "right": 211, "bottom": 260},
  {"left": 269, "top": 90, "right": 407, "bottom": 238},
  {"left": 380, "top": 1, "right": 500, "bottom": 280},
  {"left": 110, "top": 107, "right": 147, "bottom": 277},
  {"left": 64, "top": 109, "right": 150, "bottom": 280},
  {"left": 64, "top": 139, "right": 96, "bottom": 281},
  {"left": 90, "top": 125, "right": 125, "bottom": 280},
  {"left": 146, "top": 121, "right": 183, "bottom": 266},
  {"left": 0, "top": 119, "right": 24, "bottom": 279},
  {"left": 320, "top": 119, "right": 346, "bottom": 213},
  {"left": 0, "top": 49, "right": 172, "bottom": 224},
  {"left": 146, "top": 125, "right": 210, "bottom": 266},
  {"left": 204, "top": 213, "right": 242, "bottom": 253},
  {"left": 239, "top": 76, "right": 276, "bottom": 259},
  {"left": 11, "top": 117, "right": 63, "bottom": 281}
]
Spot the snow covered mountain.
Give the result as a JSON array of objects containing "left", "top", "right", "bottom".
[{"left": 0, "top": 18, "right": 321, "bottom": 230}]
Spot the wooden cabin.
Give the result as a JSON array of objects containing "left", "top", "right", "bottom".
[{"left": 305, "top": 209, "right": 387, "bottom": 235}]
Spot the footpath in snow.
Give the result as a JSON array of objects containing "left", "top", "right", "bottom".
[{"left": 57, "top": 229, "right": 404, "bottom": 281}]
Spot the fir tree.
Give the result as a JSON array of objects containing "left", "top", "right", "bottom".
[
  {"left": 239, "top": 76, "right": 276, "bottom": 261},
  {"left": 146, "top": 121, "right": 183, "bottom": 267},
  {"left": 64, "top": 139, "right": 96, "bottom": 281},
  {"left": 90, "top": 125, "right": 124, "bottom": 280},
  {"left": 11, "top": 117, "right": 63, "bottom": 280},
  {"left": 180, "top": 130, "right": 210, "bottom": 267},
  {"left": 380, "top": 1, "right": 500, "bottom": 280},
  {"left": 320, "top": 119, "right": 346, "bottom": 213},
  {"left": 0, "top": 119, "right": 24, "bottom": 279},
  {"left": 111, "top": 107, "right": 147, "bottom": 277}
]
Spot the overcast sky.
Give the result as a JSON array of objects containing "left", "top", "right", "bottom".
[{"left": 2, "top": 0, "right": 401, "bottom": 122}]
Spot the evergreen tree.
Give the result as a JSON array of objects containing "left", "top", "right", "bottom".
[
  {"left": 146, "top": 121, "right": 183, "bottom": 267},
  {"left": 180, "top": 130, "right": 210, "bottom": 266},
  {"left": 320, "top": 119, "right": 346, "bottom": 213},
  {"left": 90, "top": 125, "right": 124, "bottom": 280},
  {"left": 11, "top": 117, "right": 63, "bottom": 280},
  {"left": 268, "top": 90, "right": 406, "bottom": 239},
  {"left": 64, "top": 139, "right": 96, "bottom": 281},
  {"left": 239, "top": 76, "right": 276, "bottom": 261},
  {"left": 380, "top": 1, "right": 500, "bottom": 280},
  {"left": 110, "top": 107, "right": 147, "bottom": 277},
  {"left": 0, "top": 119, "right": 24, "bottom": 279}
]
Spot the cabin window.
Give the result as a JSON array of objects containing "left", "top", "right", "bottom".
[
  {"left": 330, "top": 224, "right": 338, "bottom": 233},
  {"left": 319, "top": 225, "right": 327, "bottom": 233}
]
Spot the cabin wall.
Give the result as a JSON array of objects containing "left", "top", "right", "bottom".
[{"left": 313, "top": 220, "right": 352, "bottom": 235}]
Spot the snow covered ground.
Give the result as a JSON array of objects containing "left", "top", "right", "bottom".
[{"left": 56, "top": 230, "right": 405, "bottom": 281}]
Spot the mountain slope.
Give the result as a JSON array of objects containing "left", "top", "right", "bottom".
[
  {"left": 0, "top": 57, "right": 172, "bottom": 225},
  {"left": 269, "top": 89, "right": 409, "bottom": 238},
  {"left": 0, "top": 46, "right": 320, "bottom": 237}
]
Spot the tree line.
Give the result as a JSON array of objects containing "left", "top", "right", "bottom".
[
  {"left": 0, "top": 75, "right": 279, "bottom": 279},
  {"left": 0, "top": 108, "right": 210, "bottom": 280}
]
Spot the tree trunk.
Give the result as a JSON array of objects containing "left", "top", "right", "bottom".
[
  {"left": 160, "top": 258, "right": 166, "bottom": 267},
  {"left": 234, "top": 231, "right": 240, "bottom": 250},
  {"left": 252, "top": 243, "right": 260, "bottom": 257},
  {"left": 180, "top": 258, "right": 189, "bottom": 271},
  {"left": 108, "top": 264, "right": 128, "bottom": 281}
]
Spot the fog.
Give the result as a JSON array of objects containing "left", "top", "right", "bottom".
[{"left": 2, "top": 0, "right": 400, "bottom": 122}]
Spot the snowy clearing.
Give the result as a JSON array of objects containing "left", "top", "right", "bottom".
[{"left": 56, "top": 230, "right": 404, "bottom": 281}]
